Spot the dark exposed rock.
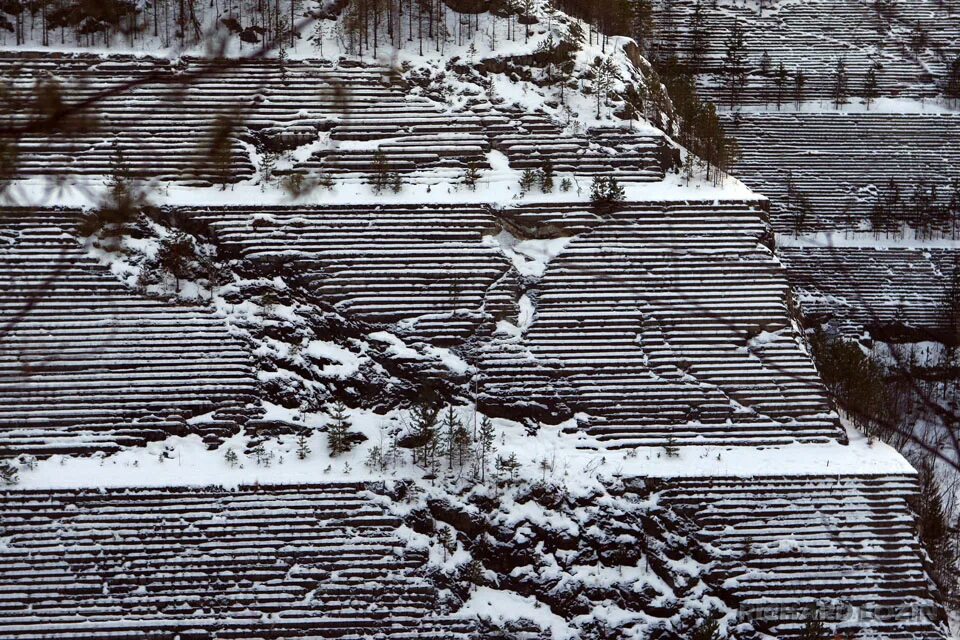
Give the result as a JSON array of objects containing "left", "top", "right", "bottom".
[
  {"left": 407, "top": 506, "right": 436, "bottom": 534},
  {"left": 416, "top": 481, "right": 749, "bottom": 638},
  {"left": 428, "top": 498, "right": 486, "bottom": 538}
]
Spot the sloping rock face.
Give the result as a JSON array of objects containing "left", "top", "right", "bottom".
[
  {"left": 651, "top": 475, "right": 949, "bottom": 639},
  {"left": 0, "top": 477, "right": 946, "bottom": 639},
  {"left": 189, "top": 201, "right": 843, "bottom": 447},
  {"left": 0, "top": 484, "right": 478, "bottom": 638},
  {"left": 0, "top": 201, "right": 949, "bottom": 638},
  {"left": 649, "top": 0, "right": 959, "bottom": 105},
  {"left": 0, "top": 38, "right": 949, "bottom": 640},
  {"left": 0, "top": 209, "right": 259, "bottom": 456},
  {"left": 0, "top": 52, "right": 670, "bottom": 188}
]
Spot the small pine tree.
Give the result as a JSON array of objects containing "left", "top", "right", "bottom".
[
  {"left": 85, "top": 145, "right": 148, "bottom": 241},
  {"left": 259, "top": 151, "right": 277, "bottom": 190},
  {"left": 366, "top": 445, "right": 385, "bottom": 471},
  {"left": 251, "top": 442, "right": 273, "bottom": 467},
  {"left": 688, "top": 0, "right": 708, "bottom": 74},
  {"left": 863, "top": 62, "right": 880, "bottom": 109},
  {"left": 296, "top": 433, "right": 311, "bottom": 460},
  {"left": 793, "top": 67, "right": 806, "bottom": 108},
  {"left": 327, "top": 401, "right": 354, "bottom": 456},
  {"left": 370, "top": 149, "right": 391, "bottom": 194},
  {"left": 477, "top": 416, "right": 496, "bottom": 483},
  {"left": 461, "top": 558, "right": 485, "bottom": 586},
  {"left": 437, "top": 526, "right": 456, "bottom": 561},
  {"left": 440, "top": 406, "right": 461, "bottom": 471},
  {"left": 759, "top": 50, "right": 771, "bottom": 76},
  {"left": 909, "top": 21, "right": 929, "bottom": 54},
  {"left": 224, "top": 448, "right": 239, "bottom": 468},
  {"left": 463, "top": 162, "right": 481, "bottom": 190},
  {"left": 774, "top": 61, "right": 788, "bottom": 110},
  {"left": 389, "top": 171, "right": 403, "bottom": 193},
  {"left": 664, "top": 437, "right": 680, "bottom": 458},
  {"left": 519, "top": 169, "right": 537, "bottom": 195},
  {"left": 538, "top": 160, "right": 555, "bottom": 193},
  {"left": 682, "top": 153, "right": 696, "bottom": 185},
  {"left": 560, "top": 177, "right": 572, "bottom": 192},
  {"left": 914, "top": 457, "right": 958, "bottom": 596},
  {"left": 156, "top": 232, "right": 197, "bottom": 291},
  {"left": 538, "top": 457, "right": 552, "bottom": 481},
  {"left": 281, "top": 170, "right": 313, "bottom": 199},
  {"left": 204, "top": 114, "right": 236, "bottom": 189},
  {"left": 797, "top": 618, "right": 827, "bottom": 640},
  {"left": 590, "top": 176, "right": 605, "bottom": 205},
  {"left": 398, "top": 402, "right": 440, "bottom": 471},
  {"left": 505, "top": 453, "right": 520, "bottom": 481},
  {"left": 722, "top": 19, "right": 747, "bottom": 108},
  {"left": 453, "top": 421, "right": 472, "bottom": 470},
  {"left": 831, "top": 57, "right": 849, "bottom": 108},
  {"left": 590, "top": 176, "right": 626, "bottom": 213},
  {"left": 945, "top": 55, "right": 960, "bottom": 104},
  {"left": 590, "top": 56, "right": 621, "bottom": 117},
  {"left": 689, "top": 618, "right": 720, "bottom": 640}
]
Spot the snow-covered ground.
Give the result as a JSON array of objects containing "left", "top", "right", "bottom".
[
  {"left": 14, "top": 404, "right": 912, "bottom": 490},
  {"left": 729, "top": 96, "right": 958, "bottom": 115},
  {"left": 6, "top": 164, "right": 758, "bottom": 211}
]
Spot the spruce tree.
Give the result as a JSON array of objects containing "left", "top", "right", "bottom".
[
  {"left": 774, "top": 61, "right": 787, "bottom": 110},
  {"left": 831, "top": 57, "right": 849, "bottom": 108},
  {"left": 476, "top": 416, "right": 496, "bottom": 483},
  {"left": 296, "top": 432, "right": 311, "bottom": 460},
  {"left": 945, "top": 55, "right": 960, "bottom": 104},
  {"left": 797, "top": 618, "right": 827, "bottom": 640},
  {"left": 519, "top": 169, "right": 537, "bottom": 195},
  {"left": 863, "top": 62, "right": 879, "bottom": 109},
  {"left": 688, "top": 0, "right": 707, "bottom": 74},
  {"left": 440, "top": 405, "right": 461, "bottom": 470},
  {"left": 370, "top": 149, "right": 390, "bottom": 194},
  {"left": 463, "top": 162, "right": 481, "bottom": 190},
  {"left": 722, "top": 19, "right": 747, "bottom": 108},
  {"left": 793, "top": 67, "right": 806, "bottom": 109},
  {"left": 538, "top": 160, "right": 555, "bottom": 193},
  {"left": 156, "top": 232, "right": 197, "bottom": 291},
  {"left": 590, "top": 176, "right": 626, "bottom": 213},
  {"left": 327, "top": 401, "right": 354, "bottom": 456}
]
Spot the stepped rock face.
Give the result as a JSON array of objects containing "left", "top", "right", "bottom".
[
  {"left": 0, "top": 209, "right": 259, "bottom": 456},
  {"left": 0, "top": 32, "right": 950, "bottom": 639},
  {"left": 0, "top": 484, "right": 477, "bottom": 639},
  {"left": 651, "top": 0, "right": 960, "bottom": 105},
  {"left": 1, "top": 200, "right": 947, "bottom": 638},
  {"left": 653, "top": 475, "right": 948, "bottom": 640},
  {"left": 0, "top": 52, "right": 672, "bottom": 187},
  {"left": 722, "top": 112, "right": 960, "bottom": 233}
]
